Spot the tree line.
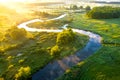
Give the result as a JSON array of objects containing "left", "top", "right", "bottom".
[{"left": 86, "top": 6, "right": 120, "bottom": 19}]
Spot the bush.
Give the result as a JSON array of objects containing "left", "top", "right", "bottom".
[
  {"left": 9, "top": 26, "right": 27, "bottom": 40},
  {"left": 19, "top": 59, "right": 25, "bottom": 64},
  {"left": 15, "top": 66, "right": 31, "bottom": 80},
  {"left": 70, "top": 5, "right": 78, "bottom": 10},
  {"left": 56, "top": 29, "right": 75, "bottom": 45},
  {"left": 85, "top": 6, "right": 91, "bottom": 11},
  {"left": 50, "top": 45, "right": 61, "bottom": 57},
  {"left": 8, "top": 64, "right": 14, "bottom": 69},
  {"left": 86, "top": 6, "right": 120, "bottom": 19},
  {"left": 79, "top": 6, "right": 83, "bottom": 9}
]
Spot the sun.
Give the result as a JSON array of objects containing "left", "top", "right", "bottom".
[{"left": 0, "top": 0, "right": 29, "bottom": 3}]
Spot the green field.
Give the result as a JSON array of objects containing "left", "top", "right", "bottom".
[
  {"left": 58, "top": 13, "right": 120, "bottom": 80},
  {"left": 27, "top": 20, "right": 65, "bottom": 29},
  {"left": 1, "top": 3, "right": 120, "bottom": 80},
  {"left": 0, "top": 27, "right": 88, "bottom": 80},
  {"left": 70, "top": 13, "right": 120, "bottom": 44},
  {"left": 27, "top": 14, "right": 73, "bottom": 29}
]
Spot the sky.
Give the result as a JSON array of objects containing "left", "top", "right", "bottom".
[{"left": 0, "top": 0, "right": 120, "bottom": 3}]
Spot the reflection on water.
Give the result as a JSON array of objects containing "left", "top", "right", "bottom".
[{"left": 32, "top": 31, "right": 101, "bottom": 80}]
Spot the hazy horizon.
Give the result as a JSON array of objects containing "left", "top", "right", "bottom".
[{"left": 1, "top": 0, "right": 120, "bottom": 3}]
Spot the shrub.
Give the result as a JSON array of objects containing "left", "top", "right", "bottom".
[
  {"left": 8, "top": 64, "right": 14, "bottom": 69},
  {"left": 6, "top": 56, "right": 13, "bottom": 61},
  {"left": 79, "top": 6, "right": 83, "bottom": 9},
  {"left": 50, "top": 45, "right": 61, "bottom": 57},
  {"left": 85, "top": 6, "right": 91, "bottom": 11},
  {"left": 9, "top": 26, "right": 27, "bottom": 40},
  {"left": 70, "top": 5, "right": 78, "bottom": 10},
  {"left": 18, "top": 59, "right": 25, "bottom": 64},
  {"left": 15, "top": 66, "right": 31, "bottom": 80},
  {"left": 56, "top": 29, "right": 75, "bottom": 45}
]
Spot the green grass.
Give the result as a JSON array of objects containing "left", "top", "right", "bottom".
[
  {"left": 27, "top": 14, "right": 73, "bottom": 29},
  {"left": 70, "top": 13, "right": 120, "bottom": 44},
  {"left": 27, "top": 20, "right": 65, "bottom": 29},
  {"left": 58, "top": 46, "right": 120, "bottom": 80},
  {"left": 57, "top": 13, "right": 120, "bottom": 80},
  {"left": 0, "top": 31, "right": 88, "bottom": 80}
]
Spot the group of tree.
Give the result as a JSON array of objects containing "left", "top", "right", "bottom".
[
  {"left": 4, "top": 26, "right": 27, "bottom": 41},
  {"left": 69, "top": 5, "right": 91, "bottom": 11},
  {"left": 86, "top": 6, "right": 120, "bottom": 19},
  {"left": 50, "top": 29, "right": 76, "bottom": 57}
]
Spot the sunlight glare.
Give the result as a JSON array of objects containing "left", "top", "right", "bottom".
[{"left": 0, "top": 0, "right": 30, "bottom": 3}]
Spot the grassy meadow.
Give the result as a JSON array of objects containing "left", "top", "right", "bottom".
[
  {"left": 0, "top": 5, "right": 88, "bottom": 79},
  {"left": 58, "top": 12, "right": 120, "bottom": 80},
  {"left": 1, "top": 2, "right": 120, "bottom": 80},
  {"left": 70, "top": 13, "right": 120, "bottom": 44},
  {"left": 0, "top": 31, "right": 88, "bottom": 80}
]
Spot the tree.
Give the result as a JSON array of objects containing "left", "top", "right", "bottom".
[
  {"left": 8, "top": 26, "right": 27, "bottom": 40},
  {"left": 85, "top": 6, "right": 91, "bottom": 11},
  {"left": 70, "top": 5, "right": 78, "bottom": 10},
  {"left": 79, "top": 6, "right": 83, "bottom": 9},
  {"left": 86, "top": 6, "right": 120, "bottom": 19},
  {"left": 50, "top": 45, "right": 61, "bottom": 57},
  {"left": 56, "top": 29, "right": 75, "bottom": 45}
]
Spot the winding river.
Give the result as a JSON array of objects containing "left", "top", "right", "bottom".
[{"left": 18, "top": 14, "right": 102, "bottom": 80}]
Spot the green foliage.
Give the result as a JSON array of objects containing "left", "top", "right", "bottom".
[
  {"left": 50, "top": 45, "right": 61, "bottom": 57},
  {"left": 70, "top": 13, "right": 120, "bottom": 44},
  {"left": 34, "top": 11, "right": 51, "bottom": 18},
  {"left": 87, "top": 6, "right": 120, "bottom": 19},
  {"left": 18, "top": 59, "right": 25, "bottom": 64},
  {"left": 62, "top": 18, "right": 73, "bottom": 24},
  {"left": 0, "top": 31, "right": 88, "bottom": 80},
  {"left": 70, "top": 5, "right": 78, "bottom": 10},
  {"left": 27, "top": 14, "right": 73, "bottom": 29},
  {"left": 79, "top": 6, "right": 83, "bottom": 9},
  {"left": 8, "top": 64, "right": 14, "bottom": 69},
  {"left": 56, "top": 29, "right": 75, "bottom": 45},
  {"left": 58, "top": 13, "right": 120, "bottom": 80},
  {"left": 9, "top": 26, "right": 27, "bottom": 40},
  {"left": 0, "top": 58, "right": 5, "bottom": 62},
  {"left": 2, "top": 26, "right": 27, "bottom": 41},
  {"left": 27, "top": 19, "right": 64, "bottom": 29},
  {"left": 85, "top": 6, "right": 91, "bottom": 11},
  {"left": 58, "top": 46, "right": 120, "bottom": 80},
  {"left": 15, "top": 66, "right": 31, "bottom": 80},
  {"left": 0, "top": 26, "right": 29, "bottom": 51}
]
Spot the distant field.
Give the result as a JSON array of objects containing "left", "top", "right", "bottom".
[
  {"left": 27, "top": 14, "right": 73, "bottom": 29},
  {"left": 70, "top": 13, "right": 120, "bottom": 44}
]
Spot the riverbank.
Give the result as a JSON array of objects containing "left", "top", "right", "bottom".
[
  {"left": 0, "top": 14, "right": 91, "bottom": 80},
  {"left": 58, "top": 13, "right": 120, "bottom": 80}
]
